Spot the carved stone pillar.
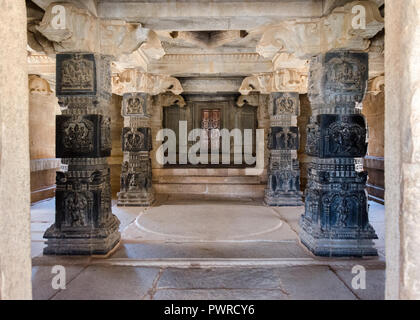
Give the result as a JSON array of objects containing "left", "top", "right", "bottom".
[
  {"left": 43, "top": 53, "right": 120, "bottom": 255},
  {"left": 299, "top": 50, "right": 377, "bottom": 257},
  {"left": 117, "top": 93, "right": 154, "bottom": 206},
  {"left": 264, "top": 92, "right": 303, "bottom": 206}
]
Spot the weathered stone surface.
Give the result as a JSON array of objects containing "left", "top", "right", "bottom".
[
  {"left": 384, "top": 0, "right": 420, "bottom": 300},
  {"left": 52, "top": 266, "right": 159, "bottom": 300},
  {"left": 256, "top": 1, "right": 383, "bottom": 59},
  {"left": 0, "top": 0, "right": 32, "bottom": 300}
]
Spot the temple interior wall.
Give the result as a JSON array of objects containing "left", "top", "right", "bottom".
[{"left": 28, "top": 82, "right": 61, "bottom": 203}]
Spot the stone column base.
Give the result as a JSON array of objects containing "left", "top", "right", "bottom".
[
  {"left": 43, "top": 215, "right": 120, "bottom": 255},
  {"left": 299, "top": 216, "right": 378, "bottom": 257},
  {"left": 264, "top": 191, "right": 303, "bottom": 206},
  {"left": 117, "top": 190, "right": 155, "bottom": 207}
]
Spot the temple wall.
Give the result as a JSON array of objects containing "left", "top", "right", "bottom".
[
  {"left": 109, "top": 94, "right": 124, "bottom": 198},
  {"left": 28, "top": 76, "right": 61, "bottom": 203},
  {"left": 363, "top": 90, "right": 385, "bottom": 203}
]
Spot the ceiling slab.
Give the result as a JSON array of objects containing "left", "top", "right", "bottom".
[{"left": 98, "top": 0, "right": 324, "bottom": 31}]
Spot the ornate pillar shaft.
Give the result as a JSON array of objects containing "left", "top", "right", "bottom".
[
  {"left": 299, "top": 50, "right": 377, "bottom": 257},
  {"left": 44, "top": 53, "right": 120, "bottom": 255},
  {"left": 264, "top": 92, "right": 303, "bottom": 206},
  {"left": 117, "top": 93, "right": 154, "bottom": 206}
]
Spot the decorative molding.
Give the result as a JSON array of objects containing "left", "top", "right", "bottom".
[{"left": 256, "top": 1, "right": 384, "bottom": 59}]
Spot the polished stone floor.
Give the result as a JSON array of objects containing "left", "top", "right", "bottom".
[{"left": 30, "top": 196, "right": 386, "bottom": 300}]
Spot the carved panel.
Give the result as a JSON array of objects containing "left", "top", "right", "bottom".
[
  {"left": 122, "top": 92, "right": 150, "bottom": 117},
  {"left": 268, "top": 127, "right": 299, "bottom": 150},
  {"left": 306, "top": 114, "right": 367, "bottom": 158},
  {"left": 122, "top": 127, "right": 152, "bottom": 152},
  {"left": 57, "top": 53, "right": 96, "bottom": 95},
  {"left": 56, "top": 115, "right": 111, "bottom": 158}
]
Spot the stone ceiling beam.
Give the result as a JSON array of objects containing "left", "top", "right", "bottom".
[
  {"left": 97, "top": 1, "right": 324, "bottom": 31},
  {"left": 147, "top": 53, "right": 272, "bottom": 76}
]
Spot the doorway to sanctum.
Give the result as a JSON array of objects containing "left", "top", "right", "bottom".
[{"left": 162, "top": 94, "right": 258, "bottom": 168}]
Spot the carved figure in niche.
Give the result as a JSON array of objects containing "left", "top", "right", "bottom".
[
  {"left": 274, "top": 128, "right": 297, "bottom": 149},
  {"left": 336, "top": 198, "right": 350, "bottom": 227},
  {"left": 275, "top": 96, "right": 295, "bottom": 114},
  {"left": 128, "top": 174, "right": 137, "bottom": 191},
  {"left": 127, "top": 97, "right": 144, "bottom": 114},
  {"left": 330, "top": 122, "right": 364, "bottom": 155},
  {"left": 123, "top": 129, "right": 145, "bottom": 151},
  {"left": 62, "top": 119, "right": 93, "bottom": 152},
  {"left": 64, "top": 192, "right": 87, "bottom": 227},
  {"left": 326, "top": 58, "right": 365, "bottom": 93},
  {"left": 286, "top": 130, "right": 297, "bottom": 149},
  {"left": 61, "top": 55, "right": 94, "bottom": 91}
]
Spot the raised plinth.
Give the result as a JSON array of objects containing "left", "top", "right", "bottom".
[
  {"left": 299, "top": 215, "right": 378, "bottom": 257},
  {"left": 117, "top": 190, "right": 155, "bottom": 207},
  {"left": 43, "top": 215, "right": 120, "bottom": 255},
  {"left": 264, "top": 191, "right": 303, "bottom": 207}
]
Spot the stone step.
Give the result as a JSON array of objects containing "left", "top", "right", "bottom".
[
  {"left": 154, "top": 183, "right": 265, "bottom": 198},
  {"left": 153, "top": 168, "right": 267, "bottom": 177},
  {"left": 154, "top": 175, "right": 261, "bottom": 184}
]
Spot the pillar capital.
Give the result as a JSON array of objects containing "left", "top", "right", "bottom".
[
  {"left": 239, "top": 69, "right": 308, "bottom": 95},
  {"left": 256, "top": 0, "right": 383, "bottom": 60},
  {"left": 35, "top": 2, "right": 158, "bottom": 58},
  {"left": 112, "top": 70, "right": 183, "bottom": 96}
]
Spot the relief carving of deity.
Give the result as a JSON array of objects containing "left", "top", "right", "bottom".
[
  {"left": 62, "top": 118, "right": 93, "bottom": 152},
  {"left": 64, "top": 192, "right": 88, "bottom": 227},
  {"left": 275, "top": 128, "right": 297, "bottom": 149},
  {"left": 123, "top": 129, "right": 145, "bottom": 151},
  {"left": 329, "top": 122, "right": 364, "bottom": 155},
  {"left": 126, "top": 97, "right": 145, "bottom": 114},
  {"left": 275, "top": 96, "right": 296, "bottom": 115},
  {"left": 326, "top": 58, "right": 366, "bottom": 93},
  {"left": 61, "top": 55, "right": 94, "bottom": 91}
]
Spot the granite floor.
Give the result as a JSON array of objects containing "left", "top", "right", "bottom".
[{"left": 30, "top": 196, "right": 386, "bottom": 300}]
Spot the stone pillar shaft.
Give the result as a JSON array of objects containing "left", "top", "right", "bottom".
[
  {"left": 117, "top": 93, "right": 154, "bottom": 206},
  {"left": 0, "top": 0, "right": 32, "bottom": 299},
  {"left": 43, "top": 53, "right": 120, "bottom": 255},
  {"left": 299, "top": 50, "right": 377, "bottom": 257},
  {"left": 265, "top": 92, "right": 303, "bottom": 206}
]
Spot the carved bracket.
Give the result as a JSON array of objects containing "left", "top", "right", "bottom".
[
  {"left": 113, "top": 70, "right": 183, "bottom": 96},
  {"left": 256, "top": 1, "right": 384, "bottom": 59},
  {"left": 239, "top": 70, "right": 308, "bottom": 95},
  {"left": 36, "top": 2, "right": 155, "bottom": 57}
]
